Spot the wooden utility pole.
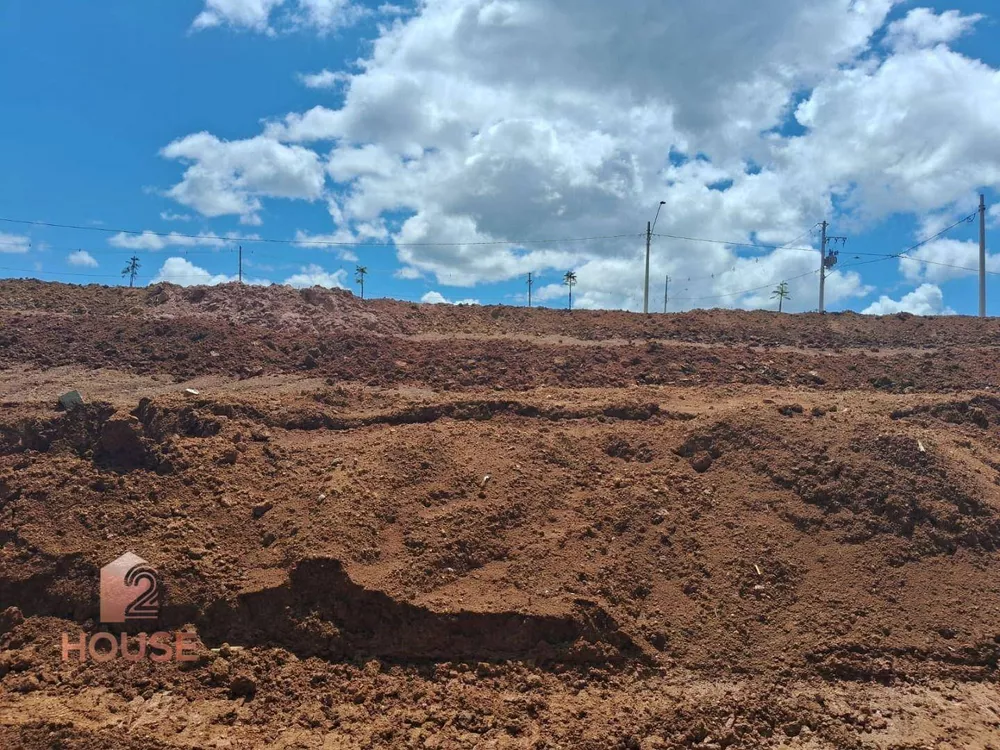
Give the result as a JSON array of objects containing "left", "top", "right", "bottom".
[
  {"left": 818, "top": 222, "right": 845, "bottom": 313},
  {"left": 663, "top": 275, "right": 670, "bottom": 314},
  {"left": 980, "top": 194, "right": 987, "bottom": 318},
  {"left": 238, "top": 246, "right": 243, "bottom": 284},
  {"left": 819, "top": 221, "right": 827, "bottom": 313},
  {"left": 643, "top": 221, "right": 651, "bottom": 314}
]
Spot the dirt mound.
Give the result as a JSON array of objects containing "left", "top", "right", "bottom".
[
  {"left": 4, "top": 281, "right": 1000, "bottom": 748},
  {"left": 9, "top": 278, "right": 1000, "bottom": 347}
]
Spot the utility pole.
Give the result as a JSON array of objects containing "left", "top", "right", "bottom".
[
  {"left": 644, "top": 221, "right": 651, "bottom": 314},
  {"left": 663, "top": 275, "right": 670, "bottom": 314},
  {"left": 818, "top": 222, "right": 845, "bottom": 313},
  {"left": 980, "top": 193, "right": 987, "bottom": 318},
  {"left": 238, "top": 246, "right": 243, "bottom": 284},
  {"left": 527, "top": 272, "right": 533, "bottom": 308},
  {"left": 819, "top": 221, "right": 827, "bottom": 314}
]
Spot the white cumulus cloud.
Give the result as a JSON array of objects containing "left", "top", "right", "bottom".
[
  {"left": 862, "top": 284, "right": 955, "bottom": 315},
  {"left": 0, "top": 233, "right": 31, "bottom": 254},
  {"left": 160, "top": 133, "right": 326, "bottom": 225},
  {"left": 885, "top": 8, "right": 983, "bottom": 51},
  {"left": 108, "top": 231, "right": 230, "bottom": 251},
  {"left": 898, "top": 237, "right": 1000, "bottom": 284},
  {"left": 297, "top": 69, "right": 346, "bottom": 89},
  {"left": 152, "top": 257, "right": 236, "bottom": 286},
  {"left": 67, "top": 250, "right": 98, "bottom": 268},
  {"left": 192, "top": 0, "right": 361, "bottom": 33},
  {"left": 159, "top": 0, "right": 1000, "bottom": 313},
  {"left": 421, "top": 291, "right": 480, "bottom": 305},
  {"left": 283, "top": 264, "right": 348, "bottom": 288}
]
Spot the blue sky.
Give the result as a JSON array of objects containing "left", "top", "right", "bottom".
[{"left": 1, "top": 0, "right": 999, "bottom": 314}]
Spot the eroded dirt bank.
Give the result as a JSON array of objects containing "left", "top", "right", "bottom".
[{"left": 3, "top": 281, "right": 1000, "bottom": 748}]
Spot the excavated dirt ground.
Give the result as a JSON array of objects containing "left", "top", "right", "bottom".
[{"left": 4, "top": 280, "right": 1000, "bottom": 748}]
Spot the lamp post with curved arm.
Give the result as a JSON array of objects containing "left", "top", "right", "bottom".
[{"left": 644, "top": 201, "right": 666, "bottom": 314}]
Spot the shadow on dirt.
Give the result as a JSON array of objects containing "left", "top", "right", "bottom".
[{"left": 198, "top": 558, "right": 648, "bottom": 666}]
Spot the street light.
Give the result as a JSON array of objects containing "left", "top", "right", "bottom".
[{"left": 644, "top": 201, "right": 666, "bottom": 314}]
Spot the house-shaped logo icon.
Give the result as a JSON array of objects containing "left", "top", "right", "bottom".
[{"left": 100, "top": 552, "right": 161, "bottom": 623}]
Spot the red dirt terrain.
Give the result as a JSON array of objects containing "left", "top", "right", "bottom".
[{"left": 3, "top": 279, "right": 1000, "bottom": 748}]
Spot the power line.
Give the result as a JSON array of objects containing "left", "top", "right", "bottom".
[
  {"left": 667, "top": 212, "right": 984, "bottom": 304},
  {"left": 669, "top": 269, "right": 819, "bottom": 302},
  {"left": 0, "top": 216, "right": 641, "bottom": 248},
  {"left": 663, "top": 223, "right": 824, "bottom": 285},
  {"left": 651, "top": 232, "right": 818, "bottom": 253}
]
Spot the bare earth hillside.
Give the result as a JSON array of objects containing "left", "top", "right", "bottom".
[{"left": 3, "top": 280, "right": 1000, "bottom": 749}]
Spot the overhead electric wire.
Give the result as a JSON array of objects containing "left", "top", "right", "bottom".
[
  {"left": 651, "top": 231, "right": 819, "bottom": 254},
  {"left": 1, "top": 209, "right": 990, "bottom": 308},
  {"left": 665, "top": 223, "right": 823, "bottom": 285},
  {"left": 0, "top": 216, "right": 641, "bottom": 248}
]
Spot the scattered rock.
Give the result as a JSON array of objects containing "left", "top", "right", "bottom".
[
  {"left": 229, "top": 673, "right": 257, "bottom": 699},
  {"left": 689, "top": 453, "right": 714, "bottom": 473},
  {"left": 252, "top": 501, "right": 274, "bottom": 519},
  {"left": 778, "top": 404, "right": 804, "bottom": 417},
  {"left": 217, "top": 448, "right": 239, "bottom": 465},
  {"left": 606, "top": 438, "right": 655, "bottom": 463},
  {"left": 57, "top": 391, "right": 84, "bottom": 411},
  {"left": 0, "top": 606, "right": 24, "bottom": 634}
]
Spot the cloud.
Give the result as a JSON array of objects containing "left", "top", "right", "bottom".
[
  {"left": 420, "top": 291, "right": 480, "bottom": 305},
  {"left": 784, "top": 44, "right": 1000, "bottom": 220},
  {"left": 862, "top": 284, "right": 955, "bottom": 315},
  {"left": 160, "top": 133, "right": 326, "bottom": 224},
  {"left": 67, "top": 250, "right": 98, "bottom": 268},
  {"left": 885, "top": 8, "right": 983, "bottom": 51},
  {"left": 0, "top": 233, "right": 31, "bottom": 254},
  {"left": 151, "top": 257, "right": 270, "bottom": 287},
  {"left": 160, "top": 211, "right": 193, "bottom": 222},
  {"left": 192, "top": 0, "right": 284, "bottom": 31},
  {"left": 108, "top": 231, "right": 230, "bottom": 251},
  {"left": 162, "top": 0, "right": 1000, "bottom": 312},
  {"left": 191, "top": 0, "right": 361, "bottom": 33},
  {"left": 152, "top": 257, "right": 236, "bottom": 286},
  {"left": 283, "top": 263, "right": 348, "bottom": 288},
  {"left": 297, "top": 69, "right": 346, "bottom": 89},
  {"left": 897, "top": 237, "right": 1000, "bottom": 284}
]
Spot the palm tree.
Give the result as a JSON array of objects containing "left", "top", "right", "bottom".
[
  {"left": 121, "top": 256, "right": 141, "bottom": 288},
  {"left": 563, "top": 271, "right": 577, "bottom": 310},
  {"left": 771, "top": 281, "right": 791, "bottom": 313},
  {"left": 355, "top": 265, "right": 368, "bottom": 300}
]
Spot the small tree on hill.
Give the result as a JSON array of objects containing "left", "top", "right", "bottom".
[
  {"left": 122, "top": 256, "right": 141, "bottom": 288},
  {"left": 563, "top": 271, "right": 578, "bottom": 310},
  {"left": 355, "top": 265, "right": 368, "bottom": 300},
  {"left": 771, "top": 281, "right": 791, "bottom": 313}
]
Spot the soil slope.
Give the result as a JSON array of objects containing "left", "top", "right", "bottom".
[{"left": 3, "top": 280, "right": 1000, "bottom": 749}]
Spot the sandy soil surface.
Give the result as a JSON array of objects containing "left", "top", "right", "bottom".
[{"left": 3, "top": 280, "right": 1000, "bottom": 749}]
